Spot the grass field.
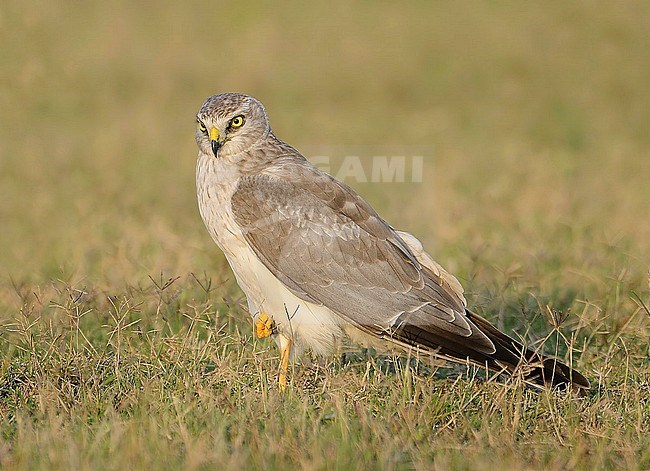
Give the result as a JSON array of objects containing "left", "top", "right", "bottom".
[{"left": 1, "top": 1, "right": 649, "bottom": 469}]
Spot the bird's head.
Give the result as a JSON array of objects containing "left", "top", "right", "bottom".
[{"left": 195, "top": 93, "right": 271, "bottom": 158}]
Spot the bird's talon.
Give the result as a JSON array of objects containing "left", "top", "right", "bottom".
[{"left": 255, "top": 312, "right": 275, "bottom": 338}]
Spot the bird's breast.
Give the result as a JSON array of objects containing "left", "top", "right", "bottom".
[{"left": 196, "top": 154, "right": 246, "bottom": 254}]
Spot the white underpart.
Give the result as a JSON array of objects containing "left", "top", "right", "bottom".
[{"left": 197, "top": 153, "right": 343, "bottom": 356}]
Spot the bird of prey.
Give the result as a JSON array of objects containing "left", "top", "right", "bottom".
[{"left": 195, "top": 93, "right": 590, "bottom": 392}]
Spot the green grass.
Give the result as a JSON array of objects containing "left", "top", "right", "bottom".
[{"left": 1, "top": 1, "right": 649, "bottom": 469}]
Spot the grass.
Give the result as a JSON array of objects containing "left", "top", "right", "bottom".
[{"left": 1, "top": 1, "right": 649, "bottom": 469}]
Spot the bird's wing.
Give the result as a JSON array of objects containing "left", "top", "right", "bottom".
[
  {"left": 394, "top": 230, "right": 467, "bottom": 308},
  {"left": 231, "top": 159, "right": 496, "bottom": 355}
]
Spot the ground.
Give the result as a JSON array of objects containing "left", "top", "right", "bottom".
[{"left": 0, "top": 1, "right": 649, "bottom": 469}]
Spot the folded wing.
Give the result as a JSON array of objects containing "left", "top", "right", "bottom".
[
  {"left": 231, "top": 160, "right": 495, "bottom": 355},
  {"left": 231, "top": 159, "right": 589, "bottom": 390}
]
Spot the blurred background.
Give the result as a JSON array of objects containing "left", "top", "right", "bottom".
[{"left": 1, "top": 1, "right": 648, "bottom": 309}]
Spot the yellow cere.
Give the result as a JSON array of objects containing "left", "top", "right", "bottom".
[{"left": 209, "top": 127, "right": 219, "bottom": 141}]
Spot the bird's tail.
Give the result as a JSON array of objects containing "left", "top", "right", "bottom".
[{"left": 464, "top": 310, "right": 591, "bottom": 392}]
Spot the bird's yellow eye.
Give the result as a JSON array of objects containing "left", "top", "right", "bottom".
[
  {"left": 197, "top": 120, "right": 207, "bottom": 132},
  {"left": 230, "top": 115, "right": 245, "bottom": 128}
]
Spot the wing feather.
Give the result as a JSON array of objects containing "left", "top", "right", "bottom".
[{"left": 231, "top": 160, "right": 495, "bottom": 354}]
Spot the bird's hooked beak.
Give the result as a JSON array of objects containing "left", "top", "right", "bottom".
[{"left": 209, "top": 127, "right": 221, "bottom": 156}]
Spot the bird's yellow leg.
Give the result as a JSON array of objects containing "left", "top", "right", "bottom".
[
  {"left": 278, "top": 334, "right": 292, "bottom": 392},
  {"left": 255, "top": 312, "right": 275, "bottom": 338},
  {"left": 254, "top": 314, "right": 290, "bottom": 391}
]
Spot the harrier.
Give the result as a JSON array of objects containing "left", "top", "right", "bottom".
[{"left": 195, "top": 93, "right": 589, "bottom": 392}]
